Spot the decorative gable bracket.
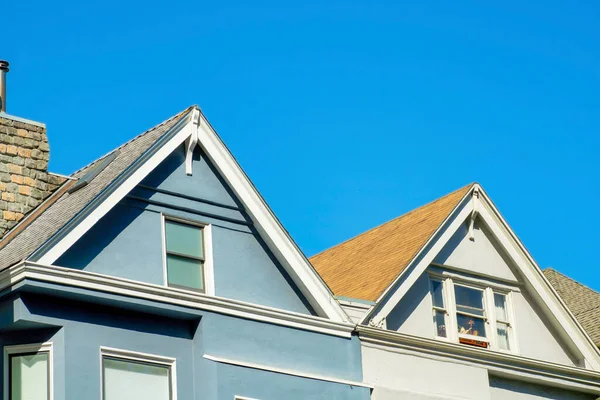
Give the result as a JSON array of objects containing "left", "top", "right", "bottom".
[
  {"left": 184, "top": 108, "right": 202, "bottom": 175},
  {"left": 468, "top": 187, "right": 480, "bottom": 241}
]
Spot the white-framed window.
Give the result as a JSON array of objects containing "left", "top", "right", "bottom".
[
  {"left": 161, "top": 214, "right": 214, "bottom": 295},
  {"left": 429, "top": 274, "right": 516, "bottom": 352},
  {"left": 3, "top": 342, "right": 53, "bottom": 400},
  {"left": 100, "top": 347, "right": 177, "bottom": 400}
]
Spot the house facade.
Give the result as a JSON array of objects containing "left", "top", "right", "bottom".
[
  {"left": 312, "top": 185, "right": 600, "bottom": 400},
  {"left": 2, "top": 61, "right": 600, "bottom": 400},
  {"left": 0, "top": 100, "right": 370, "bottom": 399}
]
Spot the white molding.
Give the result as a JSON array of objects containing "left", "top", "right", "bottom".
[
  {"left": 5, "top": 261, "right": 355, "bottom": 338},
  {"left": 203, "top": 354, "right": 372, "bottom": 389},
  {"left": 362, "top": 194, "right": 473, "bottom": 326},
  {"left": 100, "top": 346, "right": 177, "bottom": 400},
  {"left": 358, "top": 326, "right": 600, "bottom": 395},
  {"left": 203, "top": 224, "right": 215, "bottom": 296},
  {"left": 33, "top": 106, "right": 348, "bottom": 322},
  {"left": 195, "top": 115, "right": 348, "bottom": 322},
  {"left": 3, "top": 342, "right": 54, "bottom": 400},
  {"left": 235, "top": 396, "right": 261, "bottom": 400}
]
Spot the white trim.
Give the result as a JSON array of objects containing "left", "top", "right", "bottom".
[
  {"left": 358, "top": 326, "right": 600, "bottom": 395},
  {"left": 100, "top": 346, "right": 177, "bottom": 400},
  {"left": 203, "top": 354, "right": 372, "bottom": 389},
  {"left": 235, "top": 396, "right": 261, "bottom": 400},
  {"left": 195, "top": 115, "right": 348, "bottom": 322},
  {"left": 160, "top": 215, "right": 215, "bottom": 296},
  {"left": 361, "top": 184, "right": 600, "bottom": 369},
  {"left": 3, "top": 342, "right": 53, "bottom": 400},
  {"left": 37, "top": 113, "right": 193, "bottom": 266},
  {"left": 4, "top": 261, "right": 355, "bottom": 338},
  {"left": 33, "top": 107, "right": 348, "bottom": 322}
]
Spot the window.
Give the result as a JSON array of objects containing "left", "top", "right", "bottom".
[
  {"left": 429, "top": 275, "right": 515, "bottom": 351},
  {"left": 4, "top": 343, "right": 53, "bottom": 400},
  {"left": 101, "top": 348, "right": 176, "bottom": 400},
  {"left": 163, "top": 217, "right": 208, "bottom": 293},
  {"left": 430, "top": 279, "right": 447, "bottom": 338}
]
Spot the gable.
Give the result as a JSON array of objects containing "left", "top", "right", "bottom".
[
  {"left": 56, "top": 144, "right": 317, "bottom": 315},
  {"left": 355, "top": 184, "right": 600, "bottom": 370},
  {"left": 12, "top": 106, "right": 347, "bottom": 322}
]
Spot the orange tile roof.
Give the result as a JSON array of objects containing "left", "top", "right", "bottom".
[{"left": 310, "top": 184, "right": 474, "bottom": 302}]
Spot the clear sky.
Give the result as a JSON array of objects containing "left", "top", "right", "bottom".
[{"left": 4, "top": 1, "right": 600, "bottom": 290}]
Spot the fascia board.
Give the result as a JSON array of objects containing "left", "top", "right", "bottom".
[
  {"left": 475, "top": 188, "right": 600, "bottom": 370},
  {"left": 195, "top": 114, "right": 349, "bottom": 322},
  {"left": 4, "top": 261, "right": 355, "bottom": 338},
  {"left": 360, "top": 189, "right": 474, "bottom": 325},
  {"left": 357, "top": 325, "right": 600, "bottom": 395},
  {"left": 32, "top": 110, "right": 194, "bottom": 264}
]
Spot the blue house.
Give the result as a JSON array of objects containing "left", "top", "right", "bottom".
[{"left": 0, "top": 104, "right": 371, "bottom": 399}]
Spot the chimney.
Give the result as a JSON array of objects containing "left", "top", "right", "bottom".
[
  {"left": 0, "top": 60, "right": 8, "bottom": 113},
  {"left": 0, "top": 61, "right": 64, "bottom": 238}
]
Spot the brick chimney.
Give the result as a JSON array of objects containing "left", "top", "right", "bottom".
[{"left": 0, "top": 61, "right": 65, "bottom": 237}]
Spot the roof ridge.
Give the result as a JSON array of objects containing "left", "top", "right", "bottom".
[
  {"left": 70, "top": 106, "right": 194, "bottom": 177},
  {"left": 545, "top": 268, "right": 600, "bottom": 297},
  {"left": 310, "top": 182, "right": 474, "bottom": 259}
]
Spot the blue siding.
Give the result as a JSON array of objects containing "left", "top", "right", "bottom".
[{"left": 56, "top": 145, "right": 315, "bottom": 315}]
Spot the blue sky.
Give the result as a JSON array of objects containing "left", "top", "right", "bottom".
[{"left": 4, "top": 1, "right": 600, "bottom": 290}]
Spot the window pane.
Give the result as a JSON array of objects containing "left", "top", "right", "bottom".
[
  {"left": 11, "top": 353, "right": 49, "bottom": 400},
  {"left": 167, "top": 254, "right": 204, "bottom": 291},
  {"left": 454, "top": 285, "right": 484, "bottom": 315},
  {"left": 165, "top": 220, "right": 203, "bottom": 259},
  {"left": 431, "top": 280, "right": 444, "bottom": 308},
  {"left": 494, "top": 293, "right": 507, "bottom": 321},
  {"left": 457, "top": 314, "right": 486, "bottom": 337},
  {"left": 434, "top": 310, "right": 447, "bottom": 337},
  {"left": 103, "top": 358, "right": 170, "bottom": 400},
  {"left": 497, "top": 322, "right": 510, "bottom": 350}
]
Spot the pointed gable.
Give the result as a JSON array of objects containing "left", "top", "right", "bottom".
[
  {"left": 545, "top": 269, "right": 600, "bottom": 347},
  {"left": 310, "top": 184, "right": 473, "bottom": 301}
]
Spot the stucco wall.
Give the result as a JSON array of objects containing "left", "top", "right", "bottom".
[
  {"left": 56, "top": 145, "right": 314, "bottom": 315},
  {"left": 0, "top": 288, "right": 368, "bottom": 400},
  {"left": 489, "top": 377, "right": 596, "bottom": 400},
  {"left": 361, "top": 344, "right": 491, "bottom": 400}
]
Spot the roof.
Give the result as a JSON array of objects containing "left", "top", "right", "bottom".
[
  {"left": 310, "top": 183, "right": 473, "bottom": 302},
  {"left": 0, "top": 106, "right": 193, "bottom": 269},
  {"left": 544, "top": 268, "right": 600, "bottom": 347}
]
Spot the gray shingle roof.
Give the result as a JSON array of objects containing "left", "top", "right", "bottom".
[
  {"left": 0, "top": 107, "right": 192, "bottom": 269},
  {"left": 544, "top": 268, "right": 600, "bottom": 347}
]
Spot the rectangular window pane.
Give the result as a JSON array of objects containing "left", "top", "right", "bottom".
[
  {"left": 103, "top": 358, "right": 170, "bottom": 400},
  {"left": 165, "top": 220, "right": 204, "bottom": 259},
  {"left": 494, "top": 293, "right": 507, "bottom": 321},
  {"left": 10, "top": 353, "right": 49, "bottom": 400},
  {"left": 167, "top": 254, "right": 204, "bottom": 291},
  {"left": 497, "top": 322, "right": 510, "bottom": 350},
  {"left": 431, "top": 280, "right": 444, "bottom": 308},
  {"left": 434, "top": 310, "right": 447, "bottom": 337},
  {"left": 454, "top": 285, "right": 485, "bottom": 316},
  {"left": 457, "top": 314, "right": 486, "bottom": 337}
]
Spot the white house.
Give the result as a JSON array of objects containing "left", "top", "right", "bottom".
[{"left": 312, "top": 183, "right": 600, "bottom": 400}]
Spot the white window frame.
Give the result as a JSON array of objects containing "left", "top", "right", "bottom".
[
  {"left": 3, "top": 342, "right": 54, "bottom": 400},
  {"left": 429, "top": 273, "right": 517, "bottom": 353},
  {"left": 160, "top": 213, "right": 215, "bottom": 296},
  {"left": 99, "top": 347, "right": 177, "bottom": 400}
]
